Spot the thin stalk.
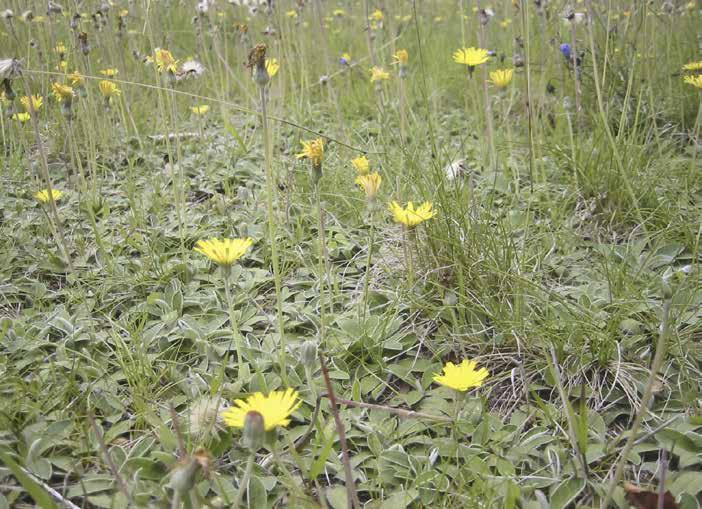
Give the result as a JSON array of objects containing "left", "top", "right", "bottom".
[
  {"left": 19, "top": 76, "right": 73, "bottom": 272},
  {"left": 232, "top": 452, "right": 256, "bottom": 509},
  {"left": 601, "top": 298, "right": 672, "bottom": 508},
  {"left": 223, "top": 267, "right": 244, "bottom": 374},
  {"left": 316, "top": 188, "right": 328, "bottom": 343},
  {"left": 319, "top": 352, "right": 360, "bottom": 509},
  {"left": 259, "top": 84, "right": 288, "bottom": 384},
  {"left": 360, "top": 211, "right": 376, "bottom": 320},
  {"left": 476, "top": 0, "right": 496, "bottom": 171}
]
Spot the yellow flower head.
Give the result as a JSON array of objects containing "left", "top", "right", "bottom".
[
  {"left": 119, "top": 9, "right": 129, "bottom": 17},
  {"left": 35, "top": 188, "right": 64, "bottom": 203},
  {"left": 265, "top": 58, "right": 279, "bottom": 78},
  {"left": 191, "top": 104, "right": 210, "bottom": 115},
  {"left": 99, "top": 68, "right": 119, "bottom": 77},
  {"left": 53, "top": 42, "right": 67, "bottom": 55},
  {"left": 351, "top": 156, "right": 370, "bottom": 175},
  {"left": 682, "top": 61, "right": 702, "bottom": 72},
  {"left": 333, "top": 8, "right": 346, "bottom": 17},
  {"left": 393, "top": 49, "right": 409, "bottom": 66},
  {"left": 194, "top": 237, "right": 253, "bottom": 266},
  {"left": 389, "top": 201, "right": 436, "bottom": 227},
  {"left": 355, "top": 172, "right": 382, "bottom": 200},
  {"left": 221, "top": 389, "right": 301, "bottom": 431},
  {"left": 69, "top": 71, "right": 85, "bottom": 87},
  {"left": 296, "top": 138, "right": 325, "bottom": 166},
  {"left": 155, "top": 48, "right": 178, "bottom": 73},
  {"left": 500, "top": 18, "right": 513, "bottom": 28},
  {"left": 371, "top": 9, "right": 384, "bottom": 21},
  {"left": 285, "top": 10, "right": 298, "bottom": 18},
  {"left": 12, "top": 112, "right": 31, "bottom": 123},
  {"left": 20, "top": 95, "right": 43, "bottom": 112},
  {"left": 370, "top": 66, "right": 390, "bottom": 82},
  {"left": 433, "top": 359, "right": 489, "bottom": 392},
  {"left": 453, "top": 47, "right": 491, "bottom": 67},
  {"left": 51, "top": 82, "right": 74, "bottom": 102},
  {"left": 99, "top": 80, "right": 121, "bottom": 98},
  {"left": 684, "top": 74, "right": 702, "bottom": 89},
  {"left": 489, "top": 68, "right": 514, "bottom": 88}
]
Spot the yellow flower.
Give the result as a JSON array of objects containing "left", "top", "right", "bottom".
[
  {"left": 69, "top": 71, "right": 85, "bottom": 87},
  {"left": 51, "top": 82, "right": 74, "bottom": 102},
  {"left": 433, "top": 359, "right": 489, "bottom": 392},
  {"left": 500, "top": 18, "right": 512, "bottom": 27},
  {"left": 453, "top": 47, "right": 491, "bottom": 68},
  {"left": 370, "top": 66, "right": 390, "bottom": 82},
  {"left": 119, "top": 9, "right": 129, "bottom": 17},
  {"left": 58, "top": 60, "right": 68, "bottom": 72},
  {"left": 34, "top": 188, "right": 64, "bottom": 203},
  {"left": 351, "top": 156, "right": 370, "bottom": 175},
  {"left": 393, "top": 49, "right": 409, "bottom": 65},
  {"left": 191, "top": 104, "right": 210, "bottom": 115},
  {"left": 333, "top": 8, "right": 346, "bottom": 17},
  {"left": 221, "top": 389, "right": 301, "bottom": 431},
  {"left": 154, "top": 48, "right": 178, "bottom": 73},
  {"left": 389, "top": 201, "right": 436, "bottom": 227},
  {"left": 265, "top": 58, "right": 279, "bottom": 78},
  {"left": 12, "top": 112, "right": 31, "bottom": 123},
  {"left": 194, "top": 237, "right": 253, "bottom": 266},
  {"left": 682, "top": 61, "right": 702, "bottom": 72},
  {"left": 355, "top": 172, "right": 382, "bottom": 200},
  {"left": 99, "top": 80, "right": 121, "bottom": 99},
  {"left": 489, "top": 68, "right": 514, "bottom": 88},
  {"left": 684, "top": 75, "right": 702, "bottom": 89},
  {"left": 20, "top": 95, "right": 43, "bottom": 112},
  {"left": 371, "top": 9, "right": 384, "bottom": 21},
  {"left": 99, "top": 68, "right": 119, "bottom": 77},
  {"left": 53, "top": 42, "right": 67, "bottom": 55},
  {"left": 296, "top": 138, "right": 325, "bottom": 166},
  {"left": 285, "top": 10, "right": 297, "bottom": 18}
]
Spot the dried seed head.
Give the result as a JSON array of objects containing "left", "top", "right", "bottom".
[{"left": 248, "top": 44, "right": 269, "bottom": 86}]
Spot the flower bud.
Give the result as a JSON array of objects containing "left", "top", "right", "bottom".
[
  {"left": 169, "top": 457, "right": 199, "bottom": 495},
  {"left": 242, "top": 410, "right": 265, "bottom": 451},
  {"left": 301, "top": 340, "right": 318, "bottom": 368}
]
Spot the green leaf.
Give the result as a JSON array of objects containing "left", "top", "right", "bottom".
[
  {"left": 326, "top": 486, "right": 349, "bottom": 509},
  {"left": 309, "top": 431, "right": 336, "bottom": 479},
  {"left": 223, "top": 119, "right": 247, "bottom": 153},
  {"left": 247, "top": 475, "right": 267, "bottom": 509},
  {"left": 670, "top": 471, "right": 702, "bottom": 498},
  {"left": 549, "top": 477, "right": 585, "bottom": 509},
  {"left": 0, "top": 449, "right": 60, "bottom": 509}
]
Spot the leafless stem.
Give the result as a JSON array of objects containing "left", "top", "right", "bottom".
[{"left": 319, "top": 352, "right": 360, "bottom": 509}]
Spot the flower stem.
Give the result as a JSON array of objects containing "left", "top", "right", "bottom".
[
  {"left": 232, "top": 452, "right": 255, "bottom": 508},
  {"left": 259, "top": 84, "right": 288, "bottom": 384},
  {"left": 601, "top": 297, "right": 672, "bottom": 508},
  {"left": 223, "top": 267, "right": 243, "bottom": 374},
  {"left": 360, "top": 212, "right": 376, "bottom": 321}
]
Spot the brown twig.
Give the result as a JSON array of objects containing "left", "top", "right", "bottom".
[{"left": 318, "top": 352, "right": 360, "bottom": 509}]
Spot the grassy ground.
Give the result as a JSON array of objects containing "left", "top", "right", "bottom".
[{"left": 1, "top": 0, "right": 701, "bottom": 507}]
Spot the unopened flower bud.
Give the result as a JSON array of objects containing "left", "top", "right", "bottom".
[
  {"left": 169, "top": 457, "right": 200, "bottom": 495},
  {"left": 242, "top": 410, "right": 265, "bottom": 451},
  {"left": 301, "top": 340, "right": 318, "bottom": 368}
]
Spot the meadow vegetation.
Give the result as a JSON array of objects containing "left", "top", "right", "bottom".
[{"left": 1, "top": 0, "right": 701, "bottom": 507}]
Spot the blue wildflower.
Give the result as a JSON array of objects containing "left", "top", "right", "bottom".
[{"left": 560, "top": 43, "right": 572, "bottom": 60}]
